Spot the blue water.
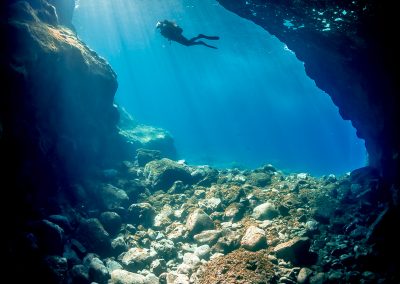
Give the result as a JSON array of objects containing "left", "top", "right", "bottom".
[{"left": 73, "top": 0, "right": 366, "bottom": 176}]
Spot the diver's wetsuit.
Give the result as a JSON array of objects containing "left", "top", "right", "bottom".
[{"left": 157, "top": 20, "right": 219, "bottom": 49}]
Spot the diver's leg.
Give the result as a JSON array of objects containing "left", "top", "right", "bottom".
[
  {"left": 196, "top": 34, "right": 220, "bottom": 40},
  {"left": 189, "top": 34, "right": 220, "bottom": 43},
  {"left": 188, "top": 40, "right": 218, "bottom": 49}
]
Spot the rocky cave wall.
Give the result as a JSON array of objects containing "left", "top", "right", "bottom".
[
  {"left": 1, "top": 0, "right": 177, "bottom": 218},
  {"left": 1, "top": 0, "right": 125, "bottom": 217},
  {"left": 217, "top": 0, "right": 399, "bottom": 186}
]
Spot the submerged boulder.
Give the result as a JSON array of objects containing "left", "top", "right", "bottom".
[
  {"left": 100, "top": 184, "right": 130, "bottom": 210},
  {"left": 136, "top": 148, "right": 162, "bottom": 167},
  {"left": 186, "top": 209, "right": 215, "bottom": 236},
  {"left": 274, "top": 237, "right": 317, "bottom": 266},
  {"left": 240, "top": 226, "right": 268, "bottom": 251},
  {"left": 110, "top": 269, "right": 146, "bottom": 284},
  {"left": 74, "top": 218, "right": 111, "bottom": 257},
  {"left": 144, "top": 158, "right": 193, "bottom": 191},
  {"left": 120, "top": 247, "right": 152, "bottom": 271},
  {"left": 252, "top": 202, "right": 279, "bottom": 220},
  {"left": 127, "top": 203, "right": 156, "bottom": 227},
  {"left": 119, "top": 123, "right": 177, "bottom": 160}
]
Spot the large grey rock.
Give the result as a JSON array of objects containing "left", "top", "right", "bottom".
[
  {"left": 166, "top": 272, "right": 190, "bottom": 284},
  {"left": 43, "top": 256, "right": 68, "bottom": 283},
  {"left": 154, "top": 210, "right": 173, "bottom": 229},
  {"left": 70, "top": 264, "right": 89, "bottom": 284},
  {"left": 190, "top": 166, "right": 219, "bottom": 187},
  {"left": 185, "top": 209, "right": 214, "bottom": 236},
  {"left": 111, "top": 236, "right": 128, "bottom": 256},
  {"left": 105, "top": 259, "right": 123, "bottom": 272},
  {"left": 121, "top": 247, "right": 152, "bottom": 271},
  {"left": 150, "top": 259, "right": 167, "bottom": 276},
  {"left": 127, "top": 203, "right": 156, "bottom": 228},
  {"left": 182, "top": 252, "right": 201, "bottom": 267},
  {"left": 212, "top": 229, "right": 241, "bottom": 254},
  {"left": 48, "top": 214, "right": 72, "bottom": 233},
  {"left": 34, "top": 219, "right": 65, "bottom": 255},
  {"left": 193, "top": 230, "right": 222, "bottom": 245},
  {"left": 99, "top": 211, "right": 122, "bottom": 236},
  {"left": 252, "top": 202, "right": 279, "bottom": 220},
  {"left": 110, "top": 269, "right": 146, "bottom": 284},
  {"left": 151, "top": 239, "right": 177, "bottom": 260},
  {"left": 274, "top": 237, "right": 316, "bottom": 266},
  {"left": 145, "top": 273, "right": 160, "bottom": 284},
  {"left": 144, "top": 159, "right": 193, "bottom": 191},
  {"left": 88, "top": 257, "right": 110, "bottom": 284},
  {"left": 100, "top": 184, "right": 129, "bottom": 210},
  {"left": 75, "top": 218, "right": 111, "bottom": 256},
  {"left": 223, "top": 203, "right": 245, "bottom": 221},
  {"left": 297, "top": 267, "right": 313, "bottom": 284},
  {"left": 166, "top": 224, "right": 187, "bottom": 242},
  {"left": 246, "top": 172, "right": 272, "bottom": 187},
  {"left": 199, "top": 197, "right": 222, "bottom": 213},
  {"left": 194, "top": 244, "right": 211, "bottom": 259},
  {"left": 309, "top": 272, "right": 326, "bottom": 284},
  {"left": 167, "top": 180, "right": 187, "bottom": 194},
  {"left": 240, "top": 225, "right": 268, "bottom": 251}
]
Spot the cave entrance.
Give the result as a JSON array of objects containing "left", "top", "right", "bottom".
[{"left": 73, "top": 0, "right": 366, "bottom": 176}]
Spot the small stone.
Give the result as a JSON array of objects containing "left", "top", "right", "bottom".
[
  {"left": 297, "top": 267, "right": 312, "bottom": 284},
  {"left": 127, "top": 203, "right": 156, "bottom": 228},
  {"left": 274, "top": 237, "right": 316, "bottom": 266},
  {"left": 121, "top": 247, "right": 152, "bottom": 271},
  {"left": 110, "top": 269, "right": 146, "bottom": 284},
  {"left": 151, "top": 239, "right": 177, "bottom": 260},
  {"left": 309, "top": 272, "right": 326, "bottom": 284},
  {"left": 99, "top": 211, "right": 122, "bottom": 236},
  {"left": 111, "top": 236, "right": 128, "bottom": 255},
  {"left": 193, "top": 230, "right": 222, "bottom": 245},
  {"left": 150, "top": 259, "right": 167, "bottom": 276},
  {"left": 88, "top": 257, "right": 110, "bottom": 284},
  {"left": 166, "top": 272, "right": 189, "bottom": 284},
  {"left": 183, "top": 252, "right": 201, "bottom": 267},
  {"left": 252, "top": 202, "right": 279, "bottom": 220},
  {"left": 185, "top": 209, "right": 214, "bottom": 235},
  {"left": 105, "top": 259, "right": 123, "bottom": 272},
  {"left": 194, "top": 245, "right": 211, "bottom": 259},
  {"left": 240, "top": 225, "right": 267, "bottom": 251},
  {"left": 328, "top": 270, "right": 343, "bottom": 281}
]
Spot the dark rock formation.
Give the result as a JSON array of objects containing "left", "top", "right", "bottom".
[
  {"left": 2, "top": 0, "right": 122, "bottom": 208},
  {"left": 144, "top": 158, "right": 193, "bottom": 191},
  {"left": 1, "top": 0, "right": 121, "bottom": 281},
  {"left": 217, "top": 0, "right": 399, "bottom": 185}
]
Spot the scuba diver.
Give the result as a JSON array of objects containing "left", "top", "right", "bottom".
[{"left": 156, "top": 20, "right": 219, "bottom": 49}]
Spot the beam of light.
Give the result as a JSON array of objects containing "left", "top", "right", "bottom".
[{"left": 73, "top": 0, "right": 367, "bottom": 176}]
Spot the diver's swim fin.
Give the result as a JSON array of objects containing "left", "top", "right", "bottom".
[{"left": 198, "top": 34, "right": 220, "bottom": 40}]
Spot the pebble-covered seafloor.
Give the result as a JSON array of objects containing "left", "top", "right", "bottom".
[{"left": 29, "top": 151, "right": 397, "bottom": 284}]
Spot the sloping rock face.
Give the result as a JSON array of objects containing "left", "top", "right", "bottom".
[
  {"left": 1, "top": 0, "right": 121, "bottom": 200},
  {"left": 1, "top": 0, "right": 123, "bottom": 272},
  {"left": 217, "top": 0, "right": 399, "bottom": 185}
]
